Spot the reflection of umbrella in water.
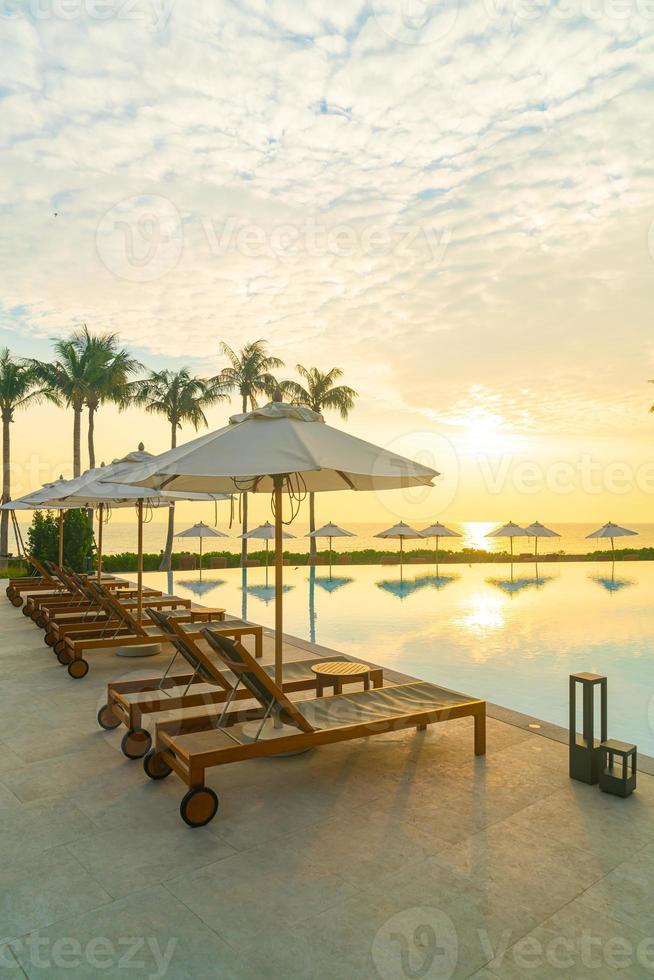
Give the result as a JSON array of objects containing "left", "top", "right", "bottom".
[
  {"left": 413, "top": 572, "right": 459, "bottom": 591},
  {"left": 590, "top": 563, "right": 635, "bottom": 594},
  {"left": 312, "top": 574, "right": 354, "bottom": 594},
  {"left": 245, "top": 583, "right": 294, "bottom": 605},
  {"left": 181, "top": 578, "right": 225, "bottom": 598},
  {"left": 487, "top": 563, "right": 554, "bottom": 596},
  {"left": 376, "top": 576, "right": 429, "bottom": 600}
]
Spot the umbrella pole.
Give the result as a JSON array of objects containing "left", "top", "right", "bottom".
[
  {"left": 137, "top": 499, "right": 144, "bottom": 623},
  {"left": 329, "top": 535, "right": 332, "bottom": 579},
  {"left": 534, "top": 536, "right": 538, "bottom": 560},
  {"left": 199, "top": 536, "right": 203, "bottom": 578},
  {"left": 510, "top": 537, "right": 514, "bottom": 563},
  {"left": 274, "top": 476, "right": 283, "bottom": 686},
  {"left": 97, "top": 503, "right": 104, "bottom": 581},
  {"left": 58, "top": 511, "right": 64, "bottom": 568},
  {"left": 435, "top": 535, "right": 439, "bottom": 573}
]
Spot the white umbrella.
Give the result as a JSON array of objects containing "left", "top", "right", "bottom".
[
  {"left": 175, "top": 521, "right": 228, "bottom": 574},
  {"left": 486, "top": 521, "right": 530, "bottom": 560},
  {"left": 420, "top": 521, "right": 461, "bottom": 566},
  {"left": 111, "top": 395, "right": 437, "bottom": 683},
  {"left": 375, "top": 521, "right": 424, "bottom": 568},
  {"left": 2, "top": 480, "right": 81, "bottom": 568},
  {"left": 240, "top": 521, "right": 295, "bottom": 570},
  {"left": 586, "top": 522, "right": 637, "bottom": 559},
  {"left": 307, "top": 521, "right": 355, "bottom": 574},
  {"left": 44, "top": 450, "right": 230, "bottom": 618},
  {"left": 524, "top": 521, "right": 561, "bottom": 559}
]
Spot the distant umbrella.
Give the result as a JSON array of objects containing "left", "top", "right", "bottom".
[
  {"left": 375, "top": 521, "right": 424, "bottom": 570},
  {"left": 307, "top": 521, "right": 355, "bottom": 575},
  {"left": 175, "top": 521, "right": 228, "bottom": 574},
  {"left": 486, "top": 521, "right": 530, "bottom": 560},
  {"left": 420, "top": 521, "right": 461, "bottom": 567},
  {"left": 586, "top": 522, "right": 638, "bottom": 559},
  {"left": 524, "top": 521, "right": 561, "bottom": 558},
  {"left": 240, "top": 521, "right": 295, "bottom": 569}
]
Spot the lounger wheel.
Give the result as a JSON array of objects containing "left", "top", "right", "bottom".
[
  {"left": 11, "top": 595, "right": 22, "bottom": 607},
  {"left": 97, "top": 703, "right": 121, "bottom": 730},
  {"left": 143, "top": 749, "right": 172, "bottom": 780},
  {"left": 44, "top": 632, "right": 55, "bottom": 647},
  {"left": 67, "top": 658, "right": 89, "bottom": 679},
  {"left": 22, "top": 605, "right": 31, "bottom": 616},
  {"left": 56, "top": 644, "right": 72, "bottom": 665},
  {"left": 180, "top": 786, "right": 219, "bottom": 828},
  {"left": 35, "top": 614, "right": 48, "bottom": 629},
  {"left": 121, "top": 728, "right": 152, "bottom": 760}
]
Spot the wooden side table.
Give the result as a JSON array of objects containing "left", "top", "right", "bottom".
[{"left": 311, "top": 660, "right": 382, "bottom": 697}]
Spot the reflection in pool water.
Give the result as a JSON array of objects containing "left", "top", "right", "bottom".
[{"left": 144, "top": 560, "right": 654, "bottom": 756}]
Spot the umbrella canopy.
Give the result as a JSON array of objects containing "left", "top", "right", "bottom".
[
  {"left": 420, "top": 521, "right": 461, "bottom": 566},
  {"left": 240, "top": 521, "right": 295, "bottom": 540},
  {"left": 308, "top": 522, "right": 355, "bottom": 539},
  {"left": 111, "top": 396, "right": 437, "bottom": 683},
  {"left": 486, "top": 521, "right": 530, "bottom": 559},
  {"left": 586, "top": 522, "right": 637, "bottom": 541},
  {"left": 375, "top": 522, "right": 424, "bottom": 568},
  {"left": 524, "top": 521, "right": 561, "bottom": 558},
  {"left": 1, "top": 481, "right": 81, "bottom": 567},
  {"left": 175, "top": 522, "right": 228, "bottom": 539}
]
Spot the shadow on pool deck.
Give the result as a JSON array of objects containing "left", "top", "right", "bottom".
[{"left": 1, "top": 584, "right": 653, "bottom": 979}]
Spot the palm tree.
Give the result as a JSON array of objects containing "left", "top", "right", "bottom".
[
  {"left": 31, "top": 336, "right": 88, "bottom": 477},
  {"left": 129, "top": 369, "right": 228, "bottom": 569},
  {"left": 285, "top": 366, "right": 358, "bottom": 555},
  {"left": 72, "top": 326, "right": 141, "bottom": 469},
  {"left": 216, "top": 340, "right": 284, "bottom": 565},
  {"left": 0, "top": 350, "right": 56, "bottom": 559}
]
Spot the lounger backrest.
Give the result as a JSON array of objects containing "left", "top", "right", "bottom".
[
  {"left": 145, "top": 610, "right": 232, "bottom": 690},
  {"left": 96, "top": 585, "right": 146, "bottom": 635},
  {"left": 28, "top": 555, "right": 57, "bottom": 583},
  {"left": 202, "top": 628, "right": 314, "bottom": 733}
]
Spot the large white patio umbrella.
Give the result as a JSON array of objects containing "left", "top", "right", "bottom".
[
  {"left": 586, "top": 522, "right": 638, "bottom": 559},
  {"left": 307, "top": 521, "right": 355, "bottom": 575},
  {"left": 524, "top": 521, "right": 561, "bottom": 558},
  {"left": 420, "top": 521, "right": 461, "bottom": 567},
  {"left": 51, "top": 450, "right": 229, "bottom": 619},
  {"left": 111, "top": 395, "right": 437, "bottom": 683},
  {"left": 486, "top": 521, "right": 530, "bottom": 560},
  {"left": 175, "top": 521, "right": 228, "bottom": 575},
  {"left": 375, "top": 521, "right": 424, "bottom": 569},
  {"left": 2, "top": 480, "right": 80, "bottom": 568}
]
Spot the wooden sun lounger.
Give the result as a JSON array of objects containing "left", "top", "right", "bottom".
[
  {"left": 58, "top": 588, "right": 259, "bottom": 680},
  {"left": 36, "top": 574, "right": 186, "bottom": 638},
  {"left": 25, "top": 567, "right": 139, "bottom": 622},
  {"left": 98, "top": 609, "right": 384, "bottom": 759},
  {"left": 6, "top": 556, "right": 68, "bottom": 606},
  {"left": 142, "top": 628, "right": 486, "bottom": 827}
]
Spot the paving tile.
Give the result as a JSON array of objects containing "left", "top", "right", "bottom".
[
  {"left": 0, "top": 798, "right": 99, "bottom": 862},
  {"left": 9, "top": 885, "right": 255, "bottom": 979},
  {"left": 576, "top": 841, "right": 654, "bottom": 935},
  {"left": 0, "top": 847, "right": 112, "bottom": 944},
  {"left": 69, "top": 824, "right": 237, "bottom": 900}
]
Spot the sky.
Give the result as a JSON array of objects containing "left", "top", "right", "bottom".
[{"left": 1, "top": 0, "right": 654, "bottom": 527}]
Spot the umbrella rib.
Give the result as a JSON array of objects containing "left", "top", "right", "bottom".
[{"left": 336, "top": 470, "right": 355, "bottom": 490}]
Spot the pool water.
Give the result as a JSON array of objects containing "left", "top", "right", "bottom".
[{"left": 143, "top": 560, "right": 654, "bottom": 757}]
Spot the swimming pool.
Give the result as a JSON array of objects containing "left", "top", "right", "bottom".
[{"left": 143, "top": 560, "right": 654, "bottom": 756}]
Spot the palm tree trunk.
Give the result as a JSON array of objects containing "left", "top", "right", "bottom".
[
  {"left": 87, "top": 404, "right": 96, "bottom": 470},
  {"left": 159, "top": 421, "right": 177, "bottom": 571},
  {"left": 0, "top": 414, "right": 10, "bottom": 559},
  {"left": 73, "top": 402, "right": 82, "bottom": 477},
  {"left": 308, "top": 491, "right": 317, "bottom": 557},
  {"left": 241, "top": 394, "right": 248, "bottom": 566}
]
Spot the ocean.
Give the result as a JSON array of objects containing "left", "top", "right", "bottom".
[{"left": 10, "top": 518, "right": 654, "bottom": 557}]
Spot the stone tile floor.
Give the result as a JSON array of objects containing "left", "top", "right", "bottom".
[{"left": 1, "top": 586, "right": 653, "bottom": 978}]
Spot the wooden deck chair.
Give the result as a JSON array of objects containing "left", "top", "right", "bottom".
[
  {"left": 7, "top": 555, "right": 67, "bottom": 607},
  {"left": 98, "top": 608, "right": 383, "bottom": 760},
  {"left": 38, "top": 572, "right": 183, "bottom": 638},
  {"left": 143, "top": 628, "right": 487, "bottom": 827},
  {"left": 58, "top": 587, "right": 241, "bottom": 680},
  {"left": 24, "top": 564, "right": 136, "bottom": 623}
]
